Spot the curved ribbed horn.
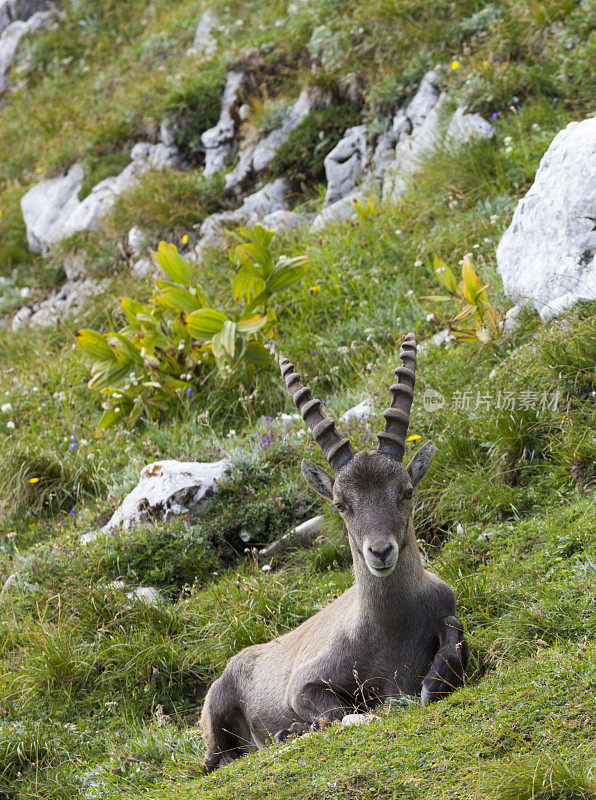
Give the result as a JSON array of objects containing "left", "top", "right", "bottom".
[
  {"left": 280, "top": 356, "right": 354, "bottom": 472},
  {"left": 377, "top": 332, "right": 417, "bottom": 461}
]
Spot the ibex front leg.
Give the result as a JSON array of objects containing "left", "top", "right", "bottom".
[
  {"left": 274, "top": 676, "right": 348, "bottom": 743},
  {"left": 421, "top": 615, "right": 469, "bottom": 706}
]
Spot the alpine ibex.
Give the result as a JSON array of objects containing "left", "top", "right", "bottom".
[{"left": 201, "top": 332, "right": 469, "bottom": 771}]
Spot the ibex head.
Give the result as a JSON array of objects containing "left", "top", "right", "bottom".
[{"left": 280, "top": 333, "right": 434, "bottom": 578}]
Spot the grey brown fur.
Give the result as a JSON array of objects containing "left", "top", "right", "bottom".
[{"left": 201, "top": 333, "right": 469, "bottom": 771}]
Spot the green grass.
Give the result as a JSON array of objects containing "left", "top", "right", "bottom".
[{"left": 0, "top": 0, "right": 593, "bottom": 797}]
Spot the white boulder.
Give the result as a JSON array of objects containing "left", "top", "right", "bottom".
[
  {"left": 323, "top": 125, "right": 370, "bottom": 206},
  {"left": 339, "top": 397, "right": 374, "bottom": 425},
  {"left": 0, "top": 8, "right": 53, "bottom": 93},
  {"left": 196, "top": 178, "right": 291, "bottom": 253},
  {"left": 496, "top": 117, "right": 596, "bottom": 321},
  {"left": 225, "top": 88, "right": 314, "bottom": 193},
  {"left": 202, "top": 70, "right": 245, "bottom": 176},
  {"left": 445, "top": 106, "right": 494, "bottom": 145},
  {"left": 20, "top": 163, "right": 84, "bottom": 254},
  {"left": 92, "top": 459, "right": 229, "bottom": 537},
  {"left": 192, "top": 8, "right": 217, "bottom": 55},
  {"left": 21, "top": 142, "right": 181, "bottom": 255},
  {"left": 381, "top": 71, "right": 444, "bottom": 199}
]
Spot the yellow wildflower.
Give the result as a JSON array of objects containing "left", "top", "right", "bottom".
[
  {"left": 310, "top": 285, "right": 321, "bottom": 293},
  {"left": 407, "top": 434, "right": 421, "bottom": 442},
  {"left": 36, "top": 166, "right": 44, "bottom": 173},
  {"left": 182, "top": 234, "right": 189, "bottom": 244},
  {"left": 451, "top": 60, "right": 460, "bottom": 70},
  {"left": 29, "top": 477, "right": 40, "bottom": 483},
  {"left": 482, "top": 60, "right": 489, "bottom": 71}
]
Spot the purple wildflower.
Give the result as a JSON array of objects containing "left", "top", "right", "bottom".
[
  {"left": 68, "top": 442, "right": 78, "bottom": 450},
  {"left": 69, "top": 508, "right": 76, "bottom": 516},
  {"left": 491, "top": 112, "right": 499, "bottom": 120},
  {"left": 186, "top": 387, "right": 193, "bottom": 397}
]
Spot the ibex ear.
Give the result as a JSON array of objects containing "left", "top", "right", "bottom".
[
  {"left": 406, "top": 441, "right": 435, "bottom": 490},
  {"left": 301, "top": 459, "right": 334, "bottom": 501}
]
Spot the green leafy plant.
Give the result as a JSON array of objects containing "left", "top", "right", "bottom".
[
  {"left": 76, "top": 228, "right": 309, "bottom": 430},
  {"left": 424, "top": 254, "right": 501, "bottom": 344}
]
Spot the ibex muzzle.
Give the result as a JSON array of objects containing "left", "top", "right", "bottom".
[{"left": 201, "top": 333, "right": 469, "bottom": 772}]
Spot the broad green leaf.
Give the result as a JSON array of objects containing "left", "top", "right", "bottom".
[
  {"left": 96, "top": 406, "right": 122, "bottom": 430},
  {"left": 107, "top": 333, "right": 144, "bottom": 365},
  {"left": 266, "top": 257, "right": 310, "bottom": 293},
  {"left": 244, "top": 341, "right": 272, "bottom": 365},
  {"left": 154, "top": 241, "right": 192, "bottom": 284},
  {"left": 210, "top": 330, "right": 224, "bottom": 359},
  {"left": 433, "top": 255, "right": 458, "bottom": 294},
  {"left": 128, "top": 398, "right": 144, "bottom": 426},
  {"left": 220, "top": 320, "right": 236, "bottom": 358},
  {"left": 420, "top": 295, "right": 451, "bottom": 302},
  {"left": 232, "top": 266, "right": 264, "bottom": 302},
  {"left": 154, "top": 286, "right": 203, "bottom": 313},
  {"left": 121, "top": 298, "right": 147, "bottom": 326},
  {"left": 184, "top": 308, "right": 227, "bottom": 339},
  {"left": 236, "top": 314, "right": 267, "bottom": 334},
  {"left": 88, "top": 363, "right": 131, "bottom": 391},
  {"left": 237, "top": 242, "right": 274, "bottom": 277},
  {"left": 76, "top": 329, "right": 115, "bottom": 361}
]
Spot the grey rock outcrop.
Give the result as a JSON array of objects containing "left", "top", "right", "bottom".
[
  {"left": 202, "top": 70, "right": 245, "bottom": 176},
  {"left": 322, "top": 124, "right": 370, "bottom": 206},
  {"left": 192, "top": 8, "right": 217, "bottom": 55},
  {"left": 0, "top": 0, "right": 51, "bottom": 34},
  {"left": 0, "top": 7, "right": 53, "bottom": 93},
  {"left": 21, "top": 163, "right": 84, "bottom": 254},
  {"left": 261, "top": 209, "right": 313, "bottom": 234},
  {"left": 80, "top": 459, "right": 229, "bottom": 543},
  {"left": 339, "top": 398, "right": 374, "bottom": 425},
  {"left": 225, "top": 88, "right": 314, "bottom": 193},
  {"left": 12, "top": 276, "right": 102, "bottom": 330},
  {"left": 380, "top": 71, "right": 444, "bottom": 198},
  {"left": 445, "top": 106, "right": 494, "bottom": 145},
  {"left": 196, "top": 178, "right": 291, "bottom": 253},
  {"left": 21, "top": 141, "right": 181, "bottom": 254},
  {"left": 496, "top": 117, "right": 596, "bottom": 321}
]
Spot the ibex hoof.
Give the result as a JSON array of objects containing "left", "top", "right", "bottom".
[
  {"left": 420, "top": 686, "right": 431, "bottom": 706},
  {"left": 274, "top": 721, "right": 311, "bottom": 743}
]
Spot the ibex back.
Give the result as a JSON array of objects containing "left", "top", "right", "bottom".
[{"left": 201, "top": 332, "right": 469, "bottom": 771}]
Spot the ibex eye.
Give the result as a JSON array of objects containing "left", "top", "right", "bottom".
[
  {"left": 335, "top": 502, "right": 346, "bottom": 513},
  {"left": 404, "top": 488, "right": 413, "bottom": 499}
]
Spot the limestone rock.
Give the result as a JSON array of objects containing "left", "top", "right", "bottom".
[
  {"left": 21, "top": 142, "right": 181, "bottom": 254},
  {"left": 21, "top": 163, "right": 84, "bottom": 254},
  {"left": 15, "top": 277, "right": 101, "bottom": 330},
  {"left": 341, "top": 713, "right": 378, "bottom": 727},
  {"left": 445, "top": 106, "right": 494, "bottom": 145},
  {"left": 192, "top": 8, "right": 217, "bottom": 55},
  {"left": 496, "top": 117, "right": 596, "bottom": 321},
  {"left": 0, "top": 8, "right": 53, "bottom": 93},
  {"left": 202, "top": 70, "right": 245, "bottom": 176},
  {"left": 0, "top": 0, "right": 51, "bottom": 36},
  {"left": 310, "top": 191, "right": 362, "bottom": 232},
  {"left": 261, "top": 209, "right": 313, "bottom": 233},
  {"left": 225, "top": 89, "right": 314, "bottom": 193},
  {"left": 196, "top": 178, "right": 291, "bottom": 253},
  {"left": 380, "top": 71, "right": 444, "bottom": 199},
  {"left": 91, "top": 459, "right": 229, "bottom": 537},
  {"left": 339, "top": 398, "right": 374, "bottom": 425},
  {"left": 128, "top": 226, "right": 148, "bottom": 257},
  {"left": 323, "top": 125, "right": 370, "bottom": 206}
]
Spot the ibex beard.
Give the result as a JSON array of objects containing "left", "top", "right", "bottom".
[{"left": 200, "top": 332, "right": 469, "bottom": 772}]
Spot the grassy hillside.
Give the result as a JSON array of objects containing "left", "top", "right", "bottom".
[{"left": 0, "top": 0, "right": 594, "bottom": 798}]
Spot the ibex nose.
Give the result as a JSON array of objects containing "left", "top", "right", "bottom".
[{"left": 368, "top": 544, "right": 393, "bottom": 564}]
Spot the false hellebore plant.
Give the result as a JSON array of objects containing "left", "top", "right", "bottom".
[{"left": 76, "top": 226, "right": 309, "bottom": 429}]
